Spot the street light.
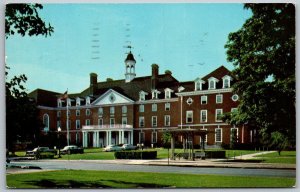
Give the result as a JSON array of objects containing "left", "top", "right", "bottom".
[{"left": 57, "top": 127, "right": 61, "bottom": 158}]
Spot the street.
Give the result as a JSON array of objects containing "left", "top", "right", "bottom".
[{"left": 7, "top": 160, "right": 296, "bottom": 178}]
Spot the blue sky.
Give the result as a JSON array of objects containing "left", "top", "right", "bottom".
[{"left": 5, "top": 3, "right": 252, "bottom": 94}]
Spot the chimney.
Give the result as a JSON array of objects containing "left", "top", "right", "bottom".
[
  {"left": 151, "top": 64, "right": 159, "bottom": 90},
  {"left": 90, "top": 73, "right": 98, "bottom": 95}
]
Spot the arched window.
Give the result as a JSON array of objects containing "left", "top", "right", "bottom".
[{"left": 43, "top": 114, "right": 50, "bottom": 132}]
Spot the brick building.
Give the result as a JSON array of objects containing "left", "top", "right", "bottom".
[{"left": 29, "top": 52, "right": 254, "bottom": 148}]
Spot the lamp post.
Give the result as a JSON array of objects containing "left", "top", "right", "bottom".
[{"left": 57, "top": 127, "right": 61, "bottom": 158}]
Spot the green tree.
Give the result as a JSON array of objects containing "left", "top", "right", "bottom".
[
  {"left": 224, "top": 4, "right": 295, "bottom": 153},
  {"left": 5, "top": 3, "right": 54, "bottom": 153}
]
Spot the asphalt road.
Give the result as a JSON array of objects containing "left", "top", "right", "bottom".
[{"left": 7, "top": 160, "right": 296, "bottom": 178}]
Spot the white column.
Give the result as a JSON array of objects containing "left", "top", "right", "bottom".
[
  {"left": 83, "top": 132, "right": 88, "bottom": 148},
  {"left": 108, "top": 131, "right": 111, "bottom": 145},
  {"left": 82, "top": 132, "right": 85, "bottom": 148},
  {"left": 121, "top": 130, "right": 124, "bottom": 144},
  {"left": 130, "top": 130, "right": 133, "bottom": 144},
  {"left": 96, "top": 132, "right": 99, "bottom": 147},
  {"left": 106, "top": 131, "right": 109, "bottom": 146},
  {"left": 93, "top": 132, "right": 96, "bottom": 147},
  {"left": 119, "top": 131, "right": 122, "bottom": 144}
]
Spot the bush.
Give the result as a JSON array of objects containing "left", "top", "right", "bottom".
[{"left": 114, "top": 150, "right": 157, "bottom": 159}]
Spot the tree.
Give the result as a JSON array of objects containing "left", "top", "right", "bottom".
[
  {"left": 5, "top": 3, "right": 54, "bottom": 153},
  {"left": 5, "top": 3, "right": 53, "bottom": 38},
  {"left": 224, "top": 4, "right": 295, "bottom": 153}
]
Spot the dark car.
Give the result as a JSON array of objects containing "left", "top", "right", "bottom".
[{"left": 60, "top": 145, "right": 84, "bottom": 155}]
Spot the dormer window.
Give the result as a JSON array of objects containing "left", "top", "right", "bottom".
[
  {"left": 67, "top": 98, "right": 71, "bottom": 106},
  {"left": 57, "top": 99, "right": 62, "bottom": 107},
  {"left": 208, "top": 77, "right": 219, "bottom": 89},
  {"left": 86, "top": 97, "right": 91, "bottom": 105},
  {"left": 178, "top": 86, "right": 185, "bottom": 92},
  {"left": 194, "top": 79, "right": 205, "bottom": 91},
  {"left": 152, "top": 89, "right": 161, "bottom": 99},
  {"left": 164, "top": 88, "right": 174, "bottom": 99},
  {"left": 76, "top": 97, "right": 81, "bottom": 106},
  {"left": 139, "top": 91, "right": 148, "bottom": 101},
  {"left": 222, "top": 75, "right": 232, "bottom": 88}
]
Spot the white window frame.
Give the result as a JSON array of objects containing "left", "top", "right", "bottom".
[
  {"left": 139, "top": 91, "right": 148, "bottom": 101},
  {"left": 139, "top": 116, "right": 145, "bottom": 127},
  {"left": 215, "top": 128, "right": 222, "bottom": 142},
  {"left": 139, "top": 105, "right": 144, "bottom": 113},
  {"left": 216, "top": 94, "right": 223, "bottom": 104},
  {"left": 186, "top": 111, "right": 193, "bottom": 123},
  {"left": 86, "top": 109, "right": 91, "bottom": 116},
  {"left": 194, "top": 79, "right": 204, "bottom": 91},
  {"left": 200, "top": 110, "right": 207, "bottom": 123},
  {"left": 76, "top": 110, "right": 80, "bottom": 116},
  {"left": 231, "top": 127, "right": 239, "bottom": 143},
  {"left": 98, "top": 118, "right": 103, "bottom": 128},
  {"left": 67, "top": 98, "right": 71, "bottom": 107},
  {"left": 57, "top": 99, "right": 62, "bottom": 107},
  {"left": 152, "top": 116, "right": 157, "bottom": 127},
  {"left": 110, "top": 118, "right": 115, "bottom": 128},
  {"left": 201, "top": 95, "right": 207, "bottom": 105},
  {"left": 152, "top": 104, "right": 157, "bottom": 112},
  {"left": 151, "top": 131, "right": 157, "bottom": 143},
  {"left": 164, "top": 88, "right": 173, "bottom": 99},
  {"left": 76, "top": 120, "right": 80, "bottom": 129},
  {"left": 122, "top": 106, "right": 127, "bottom": 114},
  {"left": 164, "top": 115, "right": 170, "bottom": 126},
  {"left": 76, "top": 97, "right": 81, "bottom": 106},
  {"left": 85, "top": 119, "right": 90, "bottom": 126},
  {"left": 222, "top": 75, "right": 232, "bottom": 88},
  {"left": 232, "top": 94, "right": 239, "bottom": 102},
  {"left": 122, "top": 117, "right": 127, "bottom": 126},
  {"left": 165, "top": 103, "right": 170, "bottom": 111},
  {"left": 208, "top": 77, "right": 219, "bottom": 90},
  {"left": 98, "top": 108, "right": 103, "bottom": 116},
  {"left": 200, "top": 128, "right": 208, "bottom": 143},
  {"left": 215, "top": 109, "right": 223, "bottom": 122},
  {"left": 139, "top": 132, "right": 145, "bottom": 143},
  {"left": 86, "top": 97, "right": 91, "bottom": 105},
  {"left": 152, "top": 89, "right": 161, "bottom": 99},
  {"left": 110, "top": 106, "right": 115, "bottom": 114}
]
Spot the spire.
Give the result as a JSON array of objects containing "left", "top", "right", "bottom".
[{"left": 125, "top": 51, "right": 136, "bottom": 83}]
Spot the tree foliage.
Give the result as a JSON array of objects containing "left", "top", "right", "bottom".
[
  {"left": 224, "top": 4, "right": 295, "bottom": 149},
  {"left": 6, "top": 3, "right": 53, "bottom": 152},
  {"left": 5, "top": 3, "right": 54, "bottom": 38}
]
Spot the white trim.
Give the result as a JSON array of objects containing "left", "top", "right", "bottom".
[
  {"left": 136, "top": 98, "right": 178, "bottom": 104},
  {"left": 152, "top": 116, "right": 157, "bottom": 127},
  {"left": 164, "top": 88, "right": 174, "bottom": 99},
  {"left": 176, "top": 88, "right": 233, "bottom": 96},
  {"left": 215, "top": 109, "right": 223, "bottom": 122},
  {"left": 139, "top": 116, "right": 145, "bottom": 127},
  {"left": 76, "top": 119, "right": 81, "bottom": 129},
  {"left": 186, "top": 110, "right": 193, "bottom": 123},
  {"left": 201, "top": 95, "right": 207, "bottom": 105},
  {"left": 165, "top": 103, "right": 170, "bottom": 111},
  {"left": 231, "top": 127, "right": 239, "bottom": 142},
  {"left": 164, "top": 115, "right": 171, "bottom": 126},
  {"left": 152, "top": 103, "right": 157, "bottom": 112},
  {"left": 151, "top": 131, "right": 157, "bottom": 143},
  {"left": 216, "top": 94, "right": 223, "bottom": 104},
  {"left": 139, "top": 105, "right": 144, "bottom": 113},
  {"left": 200, "top": 110, "right": 207, "bottom": 123},
  {"left": 215, "top": 127, "right": 222, "bottom": 142},
  {"left": 91, "top": 89, "right": 134, "bottom": 105}
]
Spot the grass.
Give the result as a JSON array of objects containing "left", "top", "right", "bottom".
[
  {"left": 255, "top": 151, "right": 296, "bottom": 164},
  {"left": 6, "top": 170, "right": 295, "bottom": 188}
]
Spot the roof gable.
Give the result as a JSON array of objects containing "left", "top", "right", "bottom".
[{"left": 92, "top": 89, "right": 134, "bottom": 105}]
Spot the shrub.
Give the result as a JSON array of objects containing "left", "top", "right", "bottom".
[{"left": 114, "top": 150, "right": 157, "bottom": 159}]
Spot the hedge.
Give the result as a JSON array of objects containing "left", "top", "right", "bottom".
[{"left": 114, "top": 151, "right": 157, "bottom": 159}]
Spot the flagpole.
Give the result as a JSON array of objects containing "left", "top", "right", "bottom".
[{"left": 66, "top": 88, "right": 70, "bottom": 147}]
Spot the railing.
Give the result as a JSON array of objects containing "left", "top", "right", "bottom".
[{"left": 83, "top": 124, "right": 133, "bottom": 129}]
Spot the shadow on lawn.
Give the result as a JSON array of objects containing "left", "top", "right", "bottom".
[{"left": 24, "top": 179, "right": 171, "bottom": 188}]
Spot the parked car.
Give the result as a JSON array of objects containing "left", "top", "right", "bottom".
[
  {"left": 60, "top": 145, "right": 84, "bottom": 155},
  {"left": 25, "top": 147, "right": 57, "bottom": 159},
  {"left": 122, "top": 144, "right": 138, "bottom": 150},
  {"left": 103, "top": 145, "right": 122, "bottom": 152}
]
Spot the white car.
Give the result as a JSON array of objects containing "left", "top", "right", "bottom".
[
  {"left": 103, "top": 145, "right": 122, "bottom": 152},
  {"left": 122, "top": 144, "right": 138, "bottom": 150}
]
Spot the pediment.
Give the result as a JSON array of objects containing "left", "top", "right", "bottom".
[{"left": 92, "top": 89, "right": 134, "bottom": 105}]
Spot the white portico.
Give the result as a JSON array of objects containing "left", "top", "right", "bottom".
[{"left": 82, "top": 89, "right": 135, "bottom": 148}]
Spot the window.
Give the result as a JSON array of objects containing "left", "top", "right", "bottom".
[
  {"left": 186, "top": 111, "right": 193, "bottom": 123},
  {"left": 76, "top": 98, "right": 81, "bottom": 106},
  {"left": 139, "top": 116, "right": 145, "bottom": 127},
  {"left": 200, "top": 129, "right": 207, "bottom": 143},
  {"left": 98, "top": 118, "right": 103, "bottom": 127},
  {"left": 139, "top": 132, "right": 145, "bottom": 143},
  {"left": 216, "top": 94, "right": 223, "bottom": 104},
  {"left": 122, "top": 106, "right": 127, "bottom": 114},
  {"left": 110, "top": 106, "right": 115, "bottom": 114},
  {"left": 152, "top": 104, "right": 157, "bottom": 112},
  {"left": 222, "top": 75, "right": 232, "bottom": 88},
  {"left": 152, "top": 90, "right": 161, "bottom": 99},
  {"left": 57, "top": 99, "right": 62, "bottom": 107},
  {"left": 186, "top": 97, "right": 193, "bottom": 105},
  {"left": 86, "top": 109, "right": 91, "bottom": 116},
  {"left": 57, "top": 121, "right": 61, "bottom": 129},
  {"left": 165, "top": 115, "right": 170, "bottom": 126},
  {"left": 67, "top": 110, "right": 71, "bottom": 117},
  {"left": 200, "top": 110, "right": 207, "bottom": 122},
  {"left": 152, "top": 116, "right": 157, "bottom": 127},
  {"left": 85, "top": 119, "right": 90, "bottom": 125},
  {"left": 86, "top": 97, "right": 90, "bottom": 105},
  {"left": 76, "top": 132, "right": 79, "bottom": 144},
  {"left": 110, "top": 118, "right": 115, "bottom": 127},
  {"left": 98, "top": 108, "right": 103, "bottom": 116},
  {"left": 208, "top": 77, "right": 218, "bottom": 89},
  {"left": 57, "top": 111, "right": 61, "bottom": 118},
  {"left": 231, "top": 128, "right": 239, "bottom": 143},
  {"left": 76, "top": 120, "right": 80, "bottom": 129},
  {"left": 165, "top": 103, "right": 170, "bottom": 111},
  {"left": 122, "top": 117, "right": 127, "bottom": 126},
  {"left": 164, "top": 88, "right": 173, "bottom": 99},
  {"left": 195, "top": 81, "right": 201, "bottom": 91},
  {"left": 76, "top": 110, "right": 80, "bottom": 116},
  {"left": 152, "top": 131, "right": 157, "bottom": 143},
  {"left": 66, "top": 120, "right": 71, "bottom": 129},
  {"left": 201, "top": 96, "right": 207, "bottom": 104},
  {"left": 67, "top": 98, "right": 71, "bottom": 106},
  {"left": 232, "top": 94, "right": 239, "bottom": 101},
  {"left": 139, "top": 105, "right": 144, "bottom": 113},
  {"left": 215, "top": 128, "right": 222, "bottom": 142},
  {"left": 139, "top": 91, "right": 147, "bottom": 101},
  {"left": 215, "top": 109, "right": 223, "bottom": 122}
]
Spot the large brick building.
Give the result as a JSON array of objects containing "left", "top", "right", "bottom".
[{"left": 29, "top": 51, "right": 254, "bottom": 148}]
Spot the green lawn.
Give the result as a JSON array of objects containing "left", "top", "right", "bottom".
[
  {"left": 6, "top": 170, "right": 295, "bottom": 188},
  {"left": 255, "top": 151, "right": 296, "bottom": 164}
]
